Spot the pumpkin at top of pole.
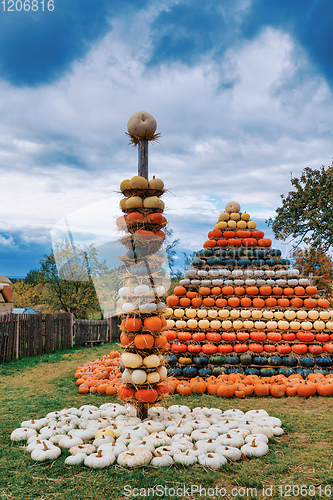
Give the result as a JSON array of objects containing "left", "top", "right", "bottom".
[{"left": 127, "top": 111, "right": 160, "bottom": 181}]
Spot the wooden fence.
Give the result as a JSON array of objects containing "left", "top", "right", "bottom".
[
  {"left": 0, "top": 312, "right": 73, "bottom": 363},
  {"left": 0, "top": 313, "right": 121, "bottom": 363}
]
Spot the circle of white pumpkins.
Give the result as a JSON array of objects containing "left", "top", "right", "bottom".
[{"left": 11, "top": 404, "right": 283, "bottom": 466}]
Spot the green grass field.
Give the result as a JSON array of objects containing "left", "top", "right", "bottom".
[{"left": 1, "top": 344, "right": 332, "bottom": 500}]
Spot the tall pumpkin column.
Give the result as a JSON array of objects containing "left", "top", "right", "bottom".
[{"left": 117, "top": 112, "right": 169, "bottom": 420}]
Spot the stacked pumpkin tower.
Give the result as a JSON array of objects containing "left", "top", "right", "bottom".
[
  {"left": 165, "top": 202, "right": 333, "bottom": 379},
  {"left": 116, "top": 112, "right": 170, "bottom": 418}
]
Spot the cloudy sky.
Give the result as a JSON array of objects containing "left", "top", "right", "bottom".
[{"left": 0, "top": 0, "right": 332, "bottom": 278}]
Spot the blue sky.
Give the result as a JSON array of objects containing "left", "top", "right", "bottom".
[{"left": 0, "top": 0, "right": 332, "bottom": 278}]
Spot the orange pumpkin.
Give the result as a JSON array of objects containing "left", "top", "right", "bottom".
[
  {"left": 125, "top": 317, "right": 142, "bottom": 332},
  {"left": 199, "top": 286, "right": 211, "bottom": 296},
  {"left": 317, "top": 298, "right": 330, "bottom": 308},
  {"left": 203, "top": 240, "right": 216, "bottom": 248},
  {"left": 144, "top": 316, "right": 162, "bottom": 332},
  {"left": 252, "top": 298, "right": 265, "bottom": 308},
  {"left": 179, "top": 297, "right": 191, "bottom": 307},
  {"left": 174, "top": 286, "right": 187, "bottom": 296},
  {"left": 258, "top": 238, "right": 272, "bottom": 247},
  {"left": 277, "top": 298, "right": 290, "bottom": 307},
  {"left": 222, "top": 286, "right": 233, "bottom": 295},
  {"left": 259, "top": 286, "right": 272, "bottom": 296},
  {"left": 241, "top": 297, "right": 252, "bottom": 307},
  {"left": 292, "top": 344, "right": 308, "bottom": 354},
  {"left": 177, "top": 383, "right": 192, "bottom": 396},
  {"left": 211, "top": 286, "right": 222, "bottom": 295},
  {"left": 304, "top": 298, "right": 317, "bottom": 308},
  {"left": 246, "top": 286, "right": 259, "bottom": 296},
  {"left": 208, "top": 229, "right": 222, "bottom": 239},
  {"left": 167, "top": 295, "right": 179, "bottom": 306},
  {"left": 234, "top": 286, "right": 246, "bottom": 296},
  {"left": 290, "top": 297, "right": 303, "bottom": 307},
  {"left": 228, "top": 297, "right": 240, "bottom": 307},
  {"left": 217, "top": 239, "right": 228, "bottom": 247},
  {"left": 216, "top": 298, "right": 228, "bottom": 307},
  {"left": 135, "top": 388, "right": 158, "bottom": 403},
  {"left": 203, "top": 297, "right": 215, "bottom": 306},
  {"left": 192, "top": 297, "right": 203, "bottom": 307},
  {"left": 118, "top": 385, "right": 135, "bottom": 399},
  {"left": 305, "top": 286, "right": 317, "bottom": 295},
  {"left": 154, "top": 334, "right": 167, "bottom": 348},
  {"left": 134, "top": 333, "right": 155, "bottom": 349}
]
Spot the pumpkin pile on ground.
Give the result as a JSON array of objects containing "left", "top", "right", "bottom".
[
  {"left": 117, "top": 173, "right": 170, "bottom": 410},
  {"left": 169, "top": 373, "right": 333, "bottom": 398},
  {"left": 11, "top": 403, "right": 283, "bottom": 468},
  {"left": 74, "top": 352, "right": 122, "bottom": 395},
  {"left": 164, "top": 202, "right": 333, "bottom": 381}
]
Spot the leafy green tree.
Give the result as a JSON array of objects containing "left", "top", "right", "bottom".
[
  {"left": 24, "top": 240, "right": 113, "bottom": 319},
  {"left": 290, "top": 245, "right": 333, "bottom": 297},
  {"left": 267, "top": 164, "right": 333, "bottom": 250},
  {"left": 12, "top": 281, "right": 44, "bottom": 309}
]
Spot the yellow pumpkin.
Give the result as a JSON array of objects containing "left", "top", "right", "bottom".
[{"left": 143, "top": 196, "right": 165, "bottom": 210}]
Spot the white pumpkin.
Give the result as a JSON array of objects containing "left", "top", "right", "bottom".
[
  {"left": 127, "top": 111, "right": 157, "bottom": 140},
  {"left": 65, "top": 452, "right": 87, "bottom": 465},
  {"left": 69, "top": 444, "right": 96, "bottom": 455},
  {"left": 117, "top": 447, "right": 152, "bottom": 467},
  {"left": 84, "top": 450, "right": 116, "bottom": 468},
  {"left": 31, "top": 442, "right": 61, "bottom": 461},
  {"left": 240, "top": 440, "right": 269, "bottom": 457},
  {"left": 215, "top": 445, "right": 242, "bottom": 461},
  {"left": 11, "top": 427, "right": 37, "bottom": 441},
  {"left": 173, "top": 450, "right": 197, "bottom": 465},
  {"left": 198, "top": 452, "right": 227, "bottom": 468}
]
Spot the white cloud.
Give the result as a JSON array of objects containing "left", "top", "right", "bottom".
[{"left": 0, "top": 16, "right": 332, "bottom": 269}]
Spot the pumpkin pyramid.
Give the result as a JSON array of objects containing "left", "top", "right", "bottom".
[{"left": 165, "top": 202, "right": 333, "bottom": 379}]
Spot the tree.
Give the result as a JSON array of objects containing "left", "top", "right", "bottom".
[
  {"left": 267, "top": 164, "right": 333, "bottom": 250},
  {"left": 25, "top": 240, "right": 113, "bottom": 319},
  {"left": 12, "top": 281, "right": 44, "bottom": 309},
  {"left": 290, "top": 245, "right": 333, "bottom": 297}
]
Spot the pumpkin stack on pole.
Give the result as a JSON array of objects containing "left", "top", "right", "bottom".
[
  {"left": 164, "top": 202, "right": 333, "bottom": 380},
  {"left": 117, "top": 112, "right": 169, "bottom": 420}
]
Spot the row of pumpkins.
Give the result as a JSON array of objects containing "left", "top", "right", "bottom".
[
  {"left": 117, "top": 176, "right": 170, "bottom": 406},
  {"left": 164, "top": 202, "right": 333, "bottom": 379}
]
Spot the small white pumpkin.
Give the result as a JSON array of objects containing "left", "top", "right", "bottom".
[
  {"left": 216, "top": 433, "right": 244, "bottom": 448},
  {"left": 198, "top": 452, "right": 227, "bottom": 468},
  {"left": 245, "top": 433, "right": 268, "bottom": 444},
  {"left": 195, "top": 439, "right": 218, "bottom": 453},
  {"left": 84, "top": 450, "right": 116, "bottom": 468},
  {"left": 65, "top": 452, "right": 87, "bottom": 465},
  {"left": 11, "top": 428, "right": 37, "bottom": 441},
  {"left": 215, "top": 445, "right": 242, "bottom": 461},
  {"left": 98, "top": 442, "right": 127, "bottom": 457},
  {"left": 117, "top": 447, "right": 152, "bottom": 467},
  {"left": 191, "top": 429, "right": 218, "bottom": 441},
  {"left": 69, "top": 444, "right": 96, "bottom": 455},
  {"left": 58, "top": 435, "right": 84, "bottom": 449},
  {"left": 151, "top": 455, "right": 173, "bottom": 467},
  {"left": 240, "top": 440, "right": 269, "bottom": 457},
  {"left": 173, "top": 450, "right": 197, "bottom": 466},
  {"left": 154, "top": 446, "right": 175, "bottom": 457},
  {"left": 31, "top": 442, "right": 61, "bottom": 461}
]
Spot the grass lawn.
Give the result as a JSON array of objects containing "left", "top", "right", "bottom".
[{"left": 0, "top": 343, "right": 332, "bottom": 500}]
